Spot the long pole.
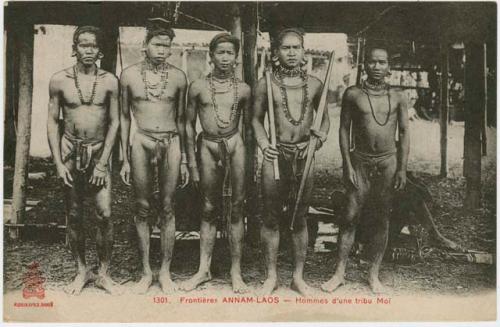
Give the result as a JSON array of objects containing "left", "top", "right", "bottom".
[
  {"left": 290, "top": 51, "right": 335, "bottom": 230},
  {"left": 265, "top": 62, "right": 280, "bottom": 180},
  {"left": 439, "top": 43, "right": 449, "bottom": 178},
  {"left": 10, "top": 24, "right": 34, "bottom": 239}
]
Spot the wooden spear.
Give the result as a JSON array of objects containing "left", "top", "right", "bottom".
[
  {"left": 290, "top": 50, "right": 335, "bottom": 230},
  {"left": 264, "top": 51, "right": 280, "bottom": 180}
]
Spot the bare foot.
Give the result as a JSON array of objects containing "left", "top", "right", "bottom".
[
  {"left": 95, "top": 274, "right": 121, "bottom": 295},
  {"left": 64, "top": 271, "right": 94, "bottom": 295},
  {"left": 180, "top": 271, "right": 211, "bottom": 292},
  {"left": 257, "top": 277, "right": 278, "bottom": 296},
  {"left": 321, "top": 274, "right": 345, "bottom": 293},
  {"left": 369, "top": 278, "right": 390, "bottom": 294},
  {"left": 231, "top": 272, "right": 249, "bottom": 294},
  {"left": 133, "top": 274, "right": 153, "bottom": 294},
  {"left": 159, "top": 273, "right": 178, "bottom": 294},
  {"left": 291, "top": 277, "right": 313, "bottom": 297}
]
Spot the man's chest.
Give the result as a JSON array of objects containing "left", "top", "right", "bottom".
[
  {"left": 60, "top": 79, "right": 109, "bottom": 107},
  {"left": 128, "top": 77, "right": 178, "bottom": 102}
]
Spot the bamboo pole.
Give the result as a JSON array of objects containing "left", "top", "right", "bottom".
[{"left": 440, "top": 43, "right": 449, "bottom": 178}]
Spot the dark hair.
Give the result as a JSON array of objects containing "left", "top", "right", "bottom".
[
  {"left": 145, "top": 18, "right": 175, "bottom": 43},
  {"left": 364, "top": 42, "right": 391, "bottom": 62},
  {"left": 209, "top": 33, "right": 240, "bottom": 55},
  {"left": 73, "top": 26, "right": 102, "bottom": 49},
  {"left": 276, "top": 28, "right": 305, "bottom": 48}
]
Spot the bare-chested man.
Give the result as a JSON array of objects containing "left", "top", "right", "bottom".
[
  {"left": 252, "top": 28, "right": 330, "bottom": 296},
  {"left": 120, "top": 18, "right": 189, "bottom": 294},
  {"left": 181, "top": 33, "right": 251, "bottom": 294},
  {"left": 47, "top": 26, "right": 120, "bottom": 295},
  {"left": 321, "top": 44, "right": 410, "bottom": 294}
]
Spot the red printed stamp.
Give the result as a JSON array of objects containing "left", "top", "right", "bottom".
[{"left": 22, "top": 262, "right": 46, "bottom": 300}]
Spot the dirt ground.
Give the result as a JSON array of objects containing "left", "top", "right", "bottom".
[{"left": 3, "top": 112, "right": 497, "bottom": 297}]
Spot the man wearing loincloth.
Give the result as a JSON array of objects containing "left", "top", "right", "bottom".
[
  {"left": 252, "top": 28, "right": 330, "bottom": 296},
  {"left": 120, "top": 18, "right": 189, "bottom": 294},
  {"left": 47, "top": 26, "right": 120, "bottom": 295},
  {"left": 181, "top": 33, "right": 251, "bottom": 293},
  {"left": 321, "top": 43, "right": 410, "bottom": 294}
]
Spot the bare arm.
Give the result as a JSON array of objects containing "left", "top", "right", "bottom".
[
  {"left": 397, "top": 92, "right": 410, "bottom": 172},
  {"left": 339, "top": 88, "right": 354, "bottom": 169},
  {"left": 394, "top": 91, "right": 410, "bottom": 190},
  {"left": 119, "top": 70, "right": 132, "bottom": 185},
  {"left": 176, "top": 71, "right": 190, "bottom": 187},
  {"left": 119, "top": 71, "right": 131, "bottom": 164},
  {"left": 176, "top": 71, "right": 188, "bottom": 156},
  {"left": 47, "top": 76, "right": 63, "bottom": 167},
  {"left": 251, "top": 78, "right": 270, "bottom": 150},
  {"left": 97, "top": 75, "right": 120, "bottom": 167},
  {"left": 47, "top": 75, "right": 73, "bottom": 187},
  {"left": 239, "top": 83, "right": 251, "bottom": 137},
  {"left": 185, "top": 81, "right": 198, "bottom": 170}
]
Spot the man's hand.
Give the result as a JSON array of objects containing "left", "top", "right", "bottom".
[
  {"left": 315, "top": 139, "right": 324, "bottom": 150},
  {"left": 56, "top": 164, "right": 73, "bottom": 188},
  {"left": 394, "top": 170, "right": 407, "bottom": 191},
  {"left": 89, "top": 163, "right": 108, "bottom": 187},
  {"left": 343, "top": 164, "right": 358, "bottom": 189},
  {"left": 120, "top": 161, "right": 131, "bottom": 186},
  {"left": 263, "top": 146, "right": 279, "bottom": 161},
  {"left": 190, "top": 166, "right": 200, "bottom": 189},
  {"left": 179, "top": 163, "right": 190, "bottom": 188},
  {"left": 311, "top": 128, "right": 327, "bottom": 151}
]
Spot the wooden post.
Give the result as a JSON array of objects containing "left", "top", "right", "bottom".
[
  {"left": 463, "top": 43, "right": 483, "bottom": 209},
  {"left": 241, "top": 3, "right": 260, "bottom": 245},
  {"left": 481, "top": 43, "right": 487, "bottom": 156},
  {"left": 10, "top": 24, "right": 34, "bottom": 239},
  {"left": 230, "top": 3, "right": 244, "bottom": 80},
  {"left": 439, "top": 44, "right": 449, "bottom": 178}
]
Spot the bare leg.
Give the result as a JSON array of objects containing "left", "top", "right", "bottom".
[
  {"left": 181, "top": 138, "right": 218, "bottom": 291},
  {"left": 64, "top": 178, "right": 94, "bottom": 295},
  {"left": 290, "top": 161, "right": 315, "bottom": 297},
  {"left": 94, "top": 169, "right": 120, "bottom": 295},
  {"left": 228, "top": 136, "right": 248, "bottom": 294},
  {"left": 368, "top": 157, "right": 396, "bottom": 294},
  {"left": 157, "top": 138, "right": 181, "bottom": 294},
  {"left": 130, "top": 136, "right": 154, "bottom": 294},
  {"left": 258, "top": 158, "right": 280, "bottom": 296},
  {"left": 322, "top": 161, "right": 369, "bottom": 293}
]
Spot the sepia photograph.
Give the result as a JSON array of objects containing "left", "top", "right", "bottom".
[{"left": 2, "top": 1, "right": 497, "bottom": 323}]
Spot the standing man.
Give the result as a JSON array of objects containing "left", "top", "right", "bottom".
[
  {"left": 120, "top": 18, "right": 189, "bottom": 294},
  {"left": 321, "top": 44, "right": 409, "bottom": 294},
  {"left": 252, "top": 28, "right": 330, "bottom": 296},
  {"left": 181, "top": 33, "right": 251, "bottom": 294},
  {"left": 47, "top": 26, "right": 120, "bottom": 295}
]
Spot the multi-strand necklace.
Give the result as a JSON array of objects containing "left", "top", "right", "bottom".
[
  {"left": 362, "top": 80, "right": 392, "bottom": 126},
  {"left": 73, "top": 64, "right": 98, "bottom": 105},
  {"left": 274, "top": 66, "right": 309, "bottom": 126},
  {"left": 141, "top": 58, "right": 169, "bottom": 101},
  {"left": 207, "top": 72, "right": 239, "bottom": 128}
]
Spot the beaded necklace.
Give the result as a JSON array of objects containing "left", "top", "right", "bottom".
[
  {"left": 274, "top": 66, "right": 309, "bottom": 126},
  {"left": 141, "top": 58, "right": 169, "bottom": 101},
  {"left": 362, "top": 80, "right": 392, "bottom": 127},
  {"left": 207, "top": 72, "right": 239, "bottom": 128},
  {"left": 73, "top": 65, "right": 98, "bottom": 105}
]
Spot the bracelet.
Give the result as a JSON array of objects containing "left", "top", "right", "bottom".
[{"left": 95, "top": 162, "right": 108, "bottom": 172}]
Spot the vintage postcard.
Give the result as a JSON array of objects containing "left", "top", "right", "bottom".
[{"left": 2, "top": 1, "right": 497, "bottom": 323}]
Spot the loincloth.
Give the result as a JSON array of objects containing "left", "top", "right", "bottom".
[
  {"left": 276, "top": 140, "right": 310, "bottom": 209},
  {"left": 351, "top": 148, "right": 397, "bottom": 180},
  {"left": 135, "top": 128, "right": 179, "bottom": 168},
  {"left": 62, "top": 132, "right": 104, "bottom": 174},
  {"left": 198, "top": 128, "right": 239, "bottom": 222}
]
